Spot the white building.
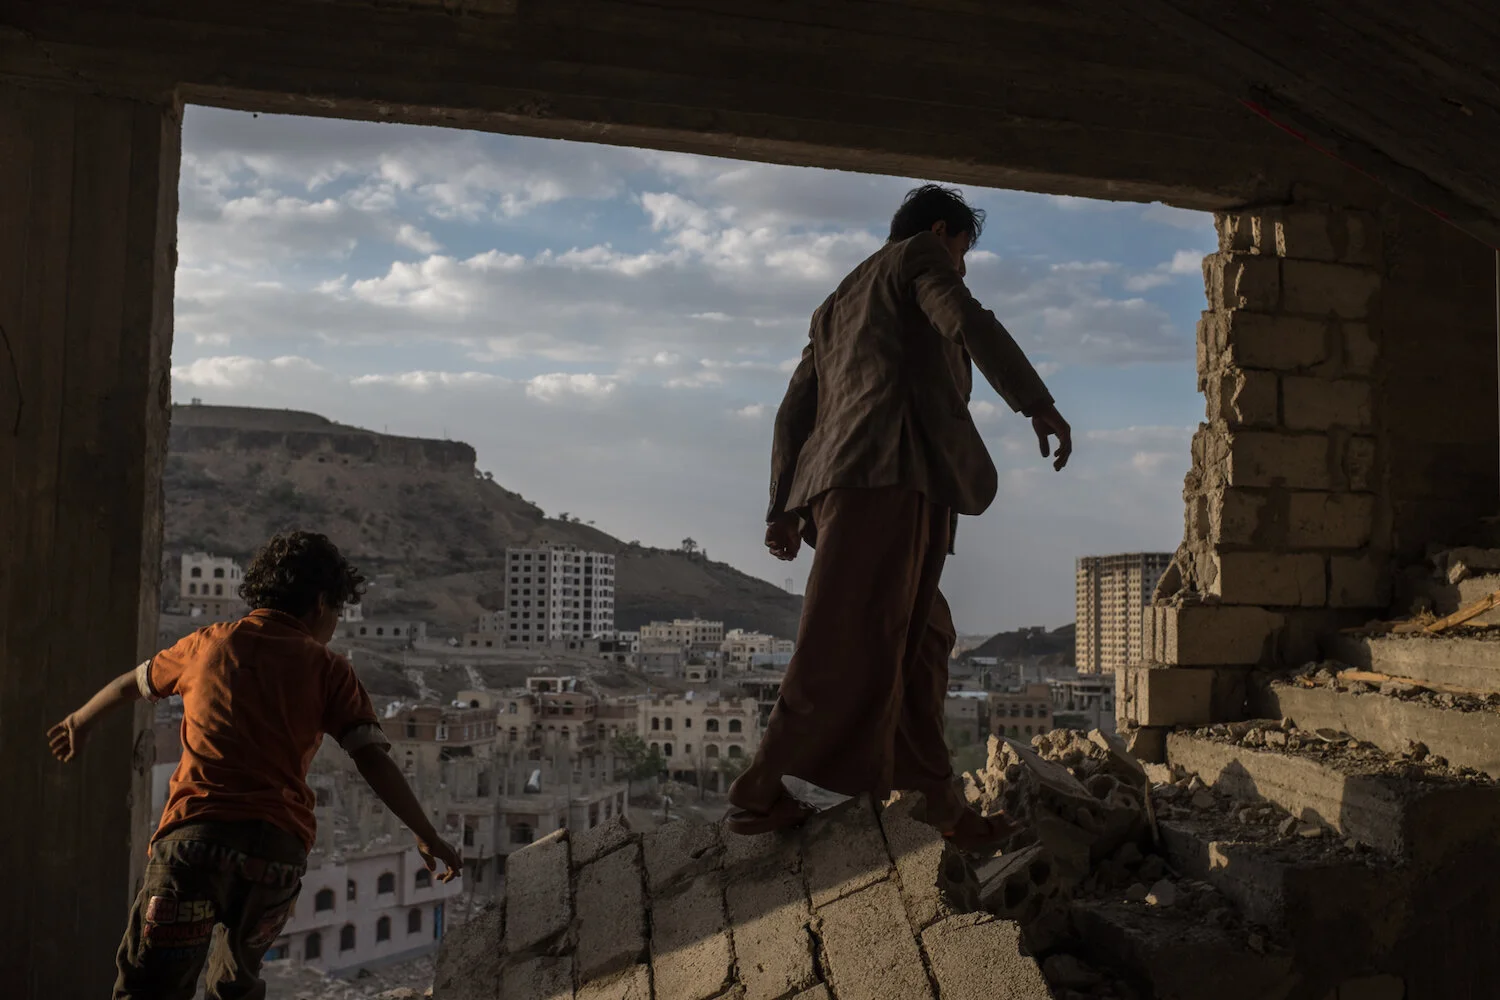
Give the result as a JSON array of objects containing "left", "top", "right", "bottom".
[
  {"left": 640, "top": 618, "right": 725, "bottom": 649},
  {"left": 502, "top": 544, "right": 616, "bottom": 645},
  {"left": 180, "top": 552, "right": 246, "bottom": 620},
  {"left": 271, "top": 843, "right": 462, "bottom": 973},
  {"left": 721, "top": 629, "right": 794, "bottom": 672}
]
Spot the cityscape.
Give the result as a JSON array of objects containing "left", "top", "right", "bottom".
[{"left": 154, "top": 540, "right": 1166, "bottom": 981}]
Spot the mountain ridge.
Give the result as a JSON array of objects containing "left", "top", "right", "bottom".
[{"left": 162, "top": 403, "right": 804, "bottom": 638}]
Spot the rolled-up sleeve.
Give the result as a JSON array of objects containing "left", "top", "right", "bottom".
[
  {"left": 338, "top": 721, "right": 391, "bottom": 755},
  {"left": 134, "top": 660, "right": 158, "bottom": 701}
]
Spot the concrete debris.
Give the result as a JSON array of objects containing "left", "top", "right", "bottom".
[
  {"left": 1145, "top": 880, "right": 1177, "bottom": 907},
  {"left": 1124, "top": 883, "right": 1148, "bottom": 902}
]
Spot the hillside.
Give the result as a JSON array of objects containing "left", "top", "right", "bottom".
[
  {"left": 162, "top": 404, "right": 803, "bottom": 637},
  {"left": 964, "top": 622, "right": 1075, "bottom": 667}
]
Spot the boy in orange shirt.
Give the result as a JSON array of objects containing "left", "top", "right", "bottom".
[{"left": 48, "top": 531, "right": 463, "bottom": 1000}]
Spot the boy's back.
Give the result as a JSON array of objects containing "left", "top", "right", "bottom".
[{"left": 144, "top": 608, "right": 383, "bottom": 851}]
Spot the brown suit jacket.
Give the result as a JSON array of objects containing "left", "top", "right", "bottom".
[{"left": 767, "top": 230, "right": 1053, "bottom": 527}]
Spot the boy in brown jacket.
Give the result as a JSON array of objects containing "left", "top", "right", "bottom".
[{"left": 48, "top": 530, "right": 463, "bottom": 999}]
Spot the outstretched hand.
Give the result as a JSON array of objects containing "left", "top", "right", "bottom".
[
  {"left": 417, "top": 834, "right": 464, "bottom": 883},
  {"left": 1031, "top": 404, "right": 1072, "bottom": 471},
  {"left": 47, "top": 713, "right": 90, "bottom": 763},
  {"left": 764, "top": 514, "right": 802, "bottom": 561}
]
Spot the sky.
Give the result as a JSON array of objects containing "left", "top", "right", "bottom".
[{"left": 172, "top": 105, "right": 1217, "bottom": 634}]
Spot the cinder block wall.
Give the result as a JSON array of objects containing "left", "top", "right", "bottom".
[{"left": 1121, "top": 201, "right": 1497, "bottom": 739}]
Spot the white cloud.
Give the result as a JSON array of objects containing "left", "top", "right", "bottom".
[
  {"left": 733, "top": 404, "right": 767, "bottom": 419},
  {"left": 524, "top": 373, "right": 617, "bottom": 402}
]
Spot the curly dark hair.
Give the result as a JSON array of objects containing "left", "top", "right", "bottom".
[
  {"left": 239, "top": 531, "right": 365, "bottom": 618},
  {"left": 888, "top": 183, "right": 986, "bottom": 246}
]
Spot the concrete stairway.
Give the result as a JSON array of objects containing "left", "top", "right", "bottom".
[{"left": 1136, "top": 724, "right": 1500, "bottom": 1000}]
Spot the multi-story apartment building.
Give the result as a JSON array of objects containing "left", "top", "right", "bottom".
[
  {"left": 502, "top": 544, "right": 616, "bottom": 645},
  {"left": 1075, "top": 552, "right": 1173, "bottom": 674},
  {"left": 989, "top": 683, "right": 1055, "bottom": 740},
  {"left": 721, "top": 629, "right": 795, "bottom": 672},
  {"left": 180, "top": 552, "right": 246, "bottom": 620}
]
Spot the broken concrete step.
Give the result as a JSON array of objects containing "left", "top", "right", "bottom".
[
  {"left": 1257, "top": 679, "right": 1500, "bottom": 780},
  {"left": 1166, "top": 731, "right": 1500, "bottom": 861},
  {"left": 1396, "top": 566, "right": 1500, "bottom": 626},
  {"left": 1158, "top": 818, "right": 1392, "bottom": 972},
  {"left": 1068, "top": 898, "right": 1300, "bottom": 1000},
  {"left": 1324, "top": 631, "right": 1500, "bottom": 693}
]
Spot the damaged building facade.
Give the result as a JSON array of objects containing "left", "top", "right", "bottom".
[{"left": 4, "top": 1, "right": 1500, "bottom": 997}]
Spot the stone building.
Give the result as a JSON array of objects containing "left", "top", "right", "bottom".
[
  {"left": 639, "top": 692, "right": 760, "bottom": 779},
  {"left": 1074, "top": 552, "right": 1173, "bottom": 675},
  {"left": 639, "top": 617, "right": 725, "bottom": 650},
  {"left": 500, "top": 544, "right": 615, "bottom": 645},
  {"left": 179, "top": 551, "right": 245, "bottom": 620},
  {"left": 988, "top": 683, "right": 1055, "bottom": 741},
  {"left": 721, "top": 628, "right": 795, "bottom": 673},
  {"left": 10, "top": 4, "right": 1500, "bottom": 995}
]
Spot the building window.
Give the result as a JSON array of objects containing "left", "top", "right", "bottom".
[
  {"left": 376, "top": 916, "right": 391, "bottom": 942},
  {"left": 664, "top": 718, "right": 673, "bottom": 731},
  {"left": 512, "top": 824, "right": 534, "bottom": 845},
  {"left": 340, "top": 925, "right": 355, "bottom": 952},
  {"left": 405, "top": 721, "right": 417, "bottom": 738},
  {"left": 408, "top": 908, "right": 423, "bottom": 934},
  {"left": 215, "top": 584, "right": 224, "bottom": 596},
  {"left": 463, "top": 825, "right": 475, "bottom": 847},
  {"left": 727, "top": 745, "right": 743, "bottom": 759},
  {"left": 305, "top": 932, "right": 322, "bottom": 960},
  {"left": 188, "top": 583, "right": 197, "bottom": 595},
  {"left": 346, "top": 880, "right": 356, "bottom": 901},
  {"left": 213, "top": 568, "right": 225, "bottom": 579},
  {"left": 377, "top": 872, "right": 395, "bottom": 895},
  {"left": 728, "top": 719, "right": 742, "bottom": 734},
  {"left": 314, "top": 889, "right": 335, "bottom": 912},
  {"left": 376, "top": 627, "right": 385, "bottom": 636},
  {"left": 651, "top": 717, "right": 660, "bottom": 731},
  {"left": 416, "top": 869, "right": 433, "bottom": 889},
  {"left": 706, "top": 744, "right": 720, "bottom": 758},
  {"left": 190, "top": 567, "right": 202, "bottom": 578},
  {"left": 664, "top": 743, "right": 674, "bottom": 757}
]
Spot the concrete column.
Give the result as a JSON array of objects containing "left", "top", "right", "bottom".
[
  {"left": 0, "top": 80, "right": 179, "bottom": 995},
  {"left": 1123, "top": 199, "right": 1497, "bottom": 731}
]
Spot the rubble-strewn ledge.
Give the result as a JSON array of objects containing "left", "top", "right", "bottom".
[{"left": 431, "top": 793, "right": 1053, "bottom": 1000}]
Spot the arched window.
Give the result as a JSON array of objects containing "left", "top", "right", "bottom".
[
  {"left": 650, "top": 742, "right": 660, "bottom": 752},
  {"left": 706, "top": 719, "right": 720, "bottom": 733},
  {"left": 314, "top": 888, "right": 335, "bottom": 912},
  {"left": 706, "top": 744, "right": 720, "bottom": 758},
  {"left": 376, "top": 627, "right": 384, "bottom": 636},
  {"left": 305, "top": 931, "right": 322, "bottom": 960},
  {"left": 728, "top": 719, "right": 742, "bottom": 733},
  {"left": 346, "top": 879, "right": 356, "bottom": 901},
  {"left": 664, "top": 743, "right": 674, "bottom": 757},
  {"left": 727, "top": 745, "right": 743, "bottom": 759},
  {"left": 377, "top": 872, "right": 395, "bottom": 895},
  {"left": 190, "top": 567, "right": 202, "bottom": 578},
  {"left": 509, "top": 727, "right": 519, "bottom": 743},
  {"left": 664, "top": 718, "right": 673, "bottom": 731},
  {"left": 1024, "top": 705, "right": 1034, "bottom": 718},
  {"left": 215, "top": 584, "right": 224, "bottom": 596},
  {"left": 213, "top": 568, "right": 225, "bottom": 579},
  {"left": 651, "top": 717, "right": 660, "bottom": 731},
  {"left": 408, "top": 908, "right": 422, "bottom": 934},
  {"left": 561, "top": 726, "right": 570, "bottom": 741},
  {"left": 376, "top": 916, "right": 391, "bottom": 942},
  {"left": 415, "top": 869, "right": 432, "bottom": 889},
  {"left": 339, "top": 925, "right": 356, "bottom": 951},
  {"left": 188, "top": 583, "right": 197, "bottom": 594}
]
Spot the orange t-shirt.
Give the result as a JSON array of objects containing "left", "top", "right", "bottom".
[{"left": 138, "top": 609, "right": 388, "bottom": 852}]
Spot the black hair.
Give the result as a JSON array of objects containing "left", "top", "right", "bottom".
[
  {"left": 887, "top": 183, "right": 986, "bottom": 246},
  {"left": 239, "top": 531, "right": 365, "bottom": 618}
]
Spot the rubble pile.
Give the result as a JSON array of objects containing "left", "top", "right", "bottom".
[
  {"left": 260, "top": 953, "right": 436, "bottom": 1000},
  {"left": 958, "top": 730, "right": 1294, "bottom": 999},
  {"left": 1294, "top": 659, "right": 1500, "bottom": 714}
]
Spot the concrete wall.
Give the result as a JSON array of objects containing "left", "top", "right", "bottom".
[{"left": 0, "top": 79, "right": 179, "bottom": 995}]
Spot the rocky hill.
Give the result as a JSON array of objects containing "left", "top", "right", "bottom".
[
  {"left": 162, "top": 404, "right": 802, "bottom": 637},
  {"left": 964, "top": 622, "right": 1076, "bottom": 667}
]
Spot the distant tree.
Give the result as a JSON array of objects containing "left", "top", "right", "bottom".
[
  {"left": 611, "top": 735, "right": 665, "bottom": 800},
  {"left": 681, "top": 537, "right": 698, "bottom": 555},
  {"left": 559, "top": 512, "right": 571, "bottom": 522},
  {"left": 587, "top": 520, "right": 595, "bottom": 527}
]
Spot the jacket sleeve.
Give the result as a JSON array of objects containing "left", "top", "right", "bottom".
[
  {"left": 905, "top": 232, "right": 1054, "bottom": 417},
  {"left": 767, "top": 313, "right": 822, "bottom": 522}
]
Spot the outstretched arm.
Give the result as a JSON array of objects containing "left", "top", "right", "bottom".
[
  {"left": 906, "top": 234, "right": 1072, "bottom": 469},
  {"left": 767, "top": 302, "right": 826, "bottom": 524},
  {"left": 47, "top": 668, "right": 142, "bottom": 762},
  {"left": 351, "top": 743, "right": 464, "bottom": 881}
]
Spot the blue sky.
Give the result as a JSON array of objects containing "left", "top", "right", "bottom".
[{"left": 172, "top": 105, "right": 1217, "bottom": 634}]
